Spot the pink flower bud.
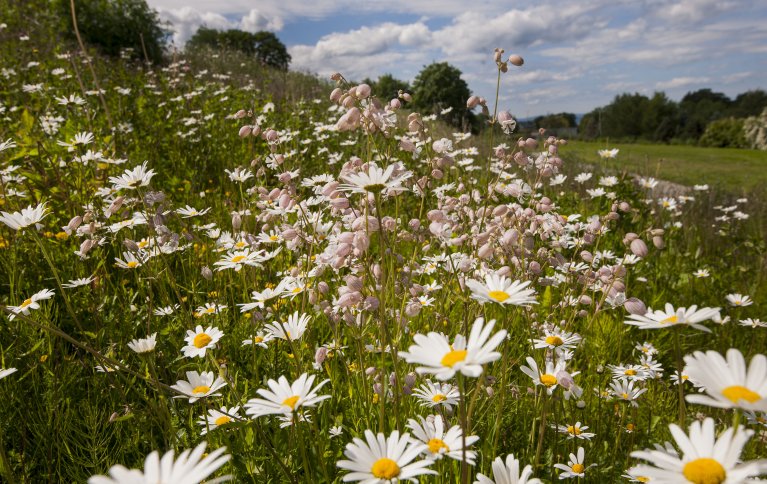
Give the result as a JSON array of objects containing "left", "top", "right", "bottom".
[
  {"left": 467, "top": 95, "right": 480, "bottom": 109},
  {"left": 624, "top": 298, "right": 647, "bottom": 315},
  {"left": 238, "top": 125, "right": 252, "bottom": 138},
  {"left": 355, "top": 84, "right": 371, "bottom": 99},
  {"left": 630, "top": 238, "right": 648, "bottom": 257},
  {"left": 330, "top": 87, "right": 343, "bottom": 103},
  {"left": 235, "top": 109, "right": 247, "bottom": 119},
  {"left": 508, "top": 54, "right": 524, "bottom": 66}
]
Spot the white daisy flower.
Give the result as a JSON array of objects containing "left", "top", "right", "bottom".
[
  {"left": 87, "top": 442, "right": 231, "bottom": 484},
  {"left": 0, "top": 202, "right": 49, "bottom": 231},
  {"left": 176, "top": 205, "right": 211, "bottom": 218},
  {"left": 127, "top": 333, "right": 157, "bottom": 354},
  {"left": 62, "top": 276, "right": 95, "bottom": 288},
  {"left": 171, "top": 371, "right": 227, "bottom": 403},
  {"left": 241, "top": 331, "right": 274, "bottom": 348},
  {"left": 412, "top": 380, "right": 460, "bottom": 410},
  {"left": 7, "top": 288, "right": 55, "bottom": 320},
  {"left": 624, "top": 303, "right": 720, "bottom": 332},
  {"left": 181, "top": 325, "right": 224, "bottom": 358},
  {"left": 244, "top": 373, "right": 330, "bottom": 419},
  {"left": 336, "top": 430, "right": 436, "bottom": 482},
  {"left": 465, "top": 274, "right": 537, "bottom": 306},
  {"left": 725, "top": 293, "right": 753, "bottom": 307},
  {"left": 265, "top": 311, "right": 311, "bottom": 341},
  {"left": 398, "top": 317, "right": 507, "bottom": 380},
  {"left": 108, "top": 161, "right": 156, "bottom": 190},
  {"left": 198, "top": 406, "right": 241, "bottom": 435},
  {"left": 554, "top": 447, "right": 594, "bottom": 479},
  {"left": 553, "top": 422, "right": 596, "bottom": 440},
  {"left": 407, "top": 414, "right": 478, "bottom": 464},
  {"left": 609, "top": 380, "right": 647, "bottom": 407},
  {"left": 474, "top": 454, "right": 542, "bottom": 484},
  {"left": 629, "top": 418, "right": 767, "bottom": 484},
  {"left": 684, "top": 348, "right": 767, "bottom": 411},
  {"left": 338, "top": 163, "right": 412, "bottom": 195}
]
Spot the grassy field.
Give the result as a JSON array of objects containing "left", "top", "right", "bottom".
[{"left": 560, "top": 140, "right": 767, "bottom": 192}]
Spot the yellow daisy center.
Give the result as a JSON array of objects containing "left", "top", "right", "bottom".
[
  {"left": 566, "top": 425, "right": 581, "bottom": 435},
  {"left": 660, "top": 314, "right": 678, "bottom": 324},
  {"left": 230, "top": 255, "right": 246, "bottom": 263},
  {"left": 624, "top": 369, "right": 637, "bottom": 376},
  {"left": 235, "top": 241, "right": 246, "bottom": 248},
  {"left": 621, "top": 392, "right": 629, "bottom": 399},
  {"left": 192, "top": 385, "right": 210, "bottom": 395},
  {"left": 636, "top": 477, "right": 650, "bottom": 483},
  {"left": 126, "top": 261, "right": 139, "bottom": 268},
  {"left": 432, "top": 394, "right": 446, "bottom": 403},
  {"left": 682, "top": 458, "right": 726, "bottom": 484},
  {"left": 20, "top": 298, "right": 33, "bottom": 308},
  {"left": 253, "top": 336, "right": 264, "bottom": 343},
  {"left": 722, "top": 385, "right": 761, "bottom": 404},
  {"left": 282, "top": 395, "right": 300, "bottom": 409},
  {"left": 540, "top": 373, "right": 557, "bottom": 387},
  {"left": 205, "top": 307, "right": 215, "bottom": 313},
  {"left": 571, "top": 463, "right": 585, "bottom": 474},
  {"left": 269, "top": 235, "right": 279, "bottom": 241},
  {"left": 545, "top": 335, "right": 564, "bottom": 346},
  {"left": 292, "top": 287, "right": 302, "bottom": 294},
  {"left": 427, "top": 438, "right": 449, "bottom": 454},
  {"left": 371, "top": 458, "right": 400, "bottom": 479},
  {"left": 488, "top": 290, "right": 510, "bottom": 302},
  {"left": 193, "top": 333, "right": 213, "bottom": 348},
  {"left": 214, "top": 415, "right": 231, "bottom": 426},
  {"left": 441, "top": 349, "right": 467, "bottom": 368},
  {"left": 137, "top": 240, "right": 148, "bottom": 248}
]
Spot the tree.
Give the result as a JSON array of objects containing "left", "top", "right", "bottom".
[
  {"left": 55, "top": 0, "right": 168, "bottom": 64},
  {"left": 678, "top": 89, "right": 731, "bottom": 140},
  {"left": 411, "top": 62, "right": 473, "bottom": 129},
  {"left": 373, "top": 74, "right": 410, "bottom": 101},
  {"left": 188, "top": 28, "right": 290, "bottom": 70},
  {"left": 728, "top": 90, "right": 767, "bottom": 119},
  {"left": 535, "top": 113, "right": 576, "bottom": 129}
]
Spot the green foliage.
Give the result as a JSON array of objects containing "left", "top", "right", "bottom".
[
  {"left": 373, "top": 74, "right": 411, "bottom": 101},
  {"left": 53, "top": 0, "right": 168, "bottom": 63},
  {"left": 412, "top": 62, "right": 473, "bottom": 129},
  {"left": 534, "top": 112, "right": 577, "bottom": 129},
  {"left": 699, "top": 118, "right": 747, "bottom": 148},
  {"left": 187, "top": 28, "right": 291, "bottom": 70}
]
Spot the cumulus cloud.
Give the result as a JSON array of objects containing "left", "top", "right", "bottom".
[
  {"left": 656, "top": 76, "right": 711, "bottom": 89},
  {"left": 157, "top": 7, "right": 283, "bottom": 45}
]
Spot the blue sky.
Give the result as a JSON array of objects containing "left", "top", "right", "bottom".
[{"left": 147, "top": 0, "right": 767, "bottom": 117}]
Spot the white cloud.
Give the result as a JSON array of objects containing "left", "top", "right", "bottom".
[
  {"left": 157, "top": 7, "right": 283, "bottom": 45},
  {"left": 656, "top": 76, "right": 710, "bottom": 89}
]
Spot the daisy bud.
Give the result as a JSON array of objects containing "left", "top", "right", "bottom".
[
  {"left": 652, "top": 236, "right": 665, "bottom": 249},
  {"left": 238, "top": 125, "right": 252, "bottom": 138},
  {"left": 330, "top": 87, "right": 343, "bottom": 103},
  {"left": 624, "top": 297, "right": 647, "bottom": 315},
  {"left": 630, "top": 238, "right": 648, "bottom": 257},
  {"left": 355, "top": 83, "right": 371, "bottom": 99},
  {"left": 201, "top": 266, "right": 213, "bottom": 280},
  {"left": 513, "top": 151, "right": 529, "bottom": 166},
  {"left": 235, "top": 109, "right": 247, "bottom": 119},
  {"left": 478, "top": 242, "right": 494, "bottom": 259},
  {"left": 405, "top": 301, "right": 422, "bottom": 317},
  {"left": 508, "top": 54, "right": 524, "bottom": 66},
  {"left": 467, "top": 95, "right": 480, "bottom": 109},
  {"left": 314, "top": 347, "right": 328, "bottom": 368},
  {"left": 66, "top": 215, "right": 82, "bottom": 233},
  {"left": 123, "top": 239, "right": 139, "bottom": 252},
  {"left": 364, "top": 296, "right": 379, "bottom": 311},
  {"left": 265, "top": 129, "right": 279, "bottom": 142},
  {"left": 231, "top": 212, "right": 242, "bottom": 231}
]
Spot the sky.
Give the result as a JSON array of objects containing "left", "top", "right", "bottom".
[{"left": 146, "top": 0, "right": 767, "bottom": 117}]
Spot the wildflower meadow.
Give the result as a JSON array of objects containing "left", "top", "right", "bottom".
[{"left": 1, "top": 4, "right": 766, "bottom": 483}]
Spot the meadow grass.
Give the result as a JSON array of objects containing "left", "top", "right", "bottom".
[
  {"left": 560, "top": 140, "right": 767, "bottom": 192},
  {"left": 0, "top": 6, "right": 766, "bottom": 484}
]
